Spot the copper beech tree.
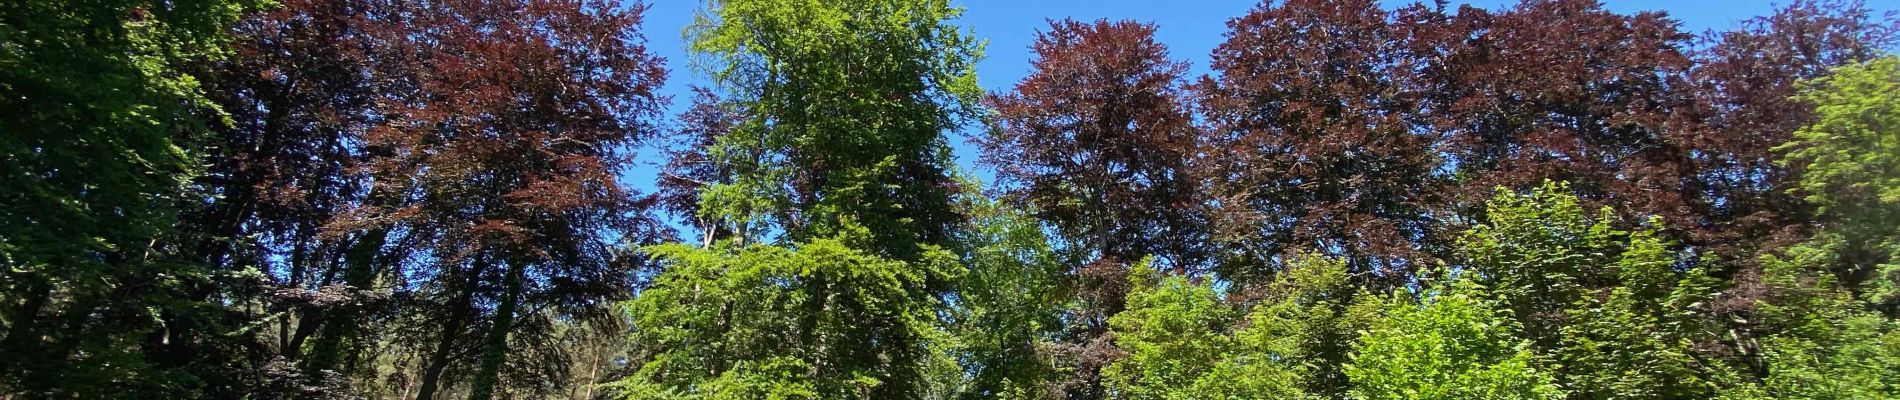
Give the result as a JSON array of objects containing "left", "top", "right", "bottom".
[
  {"left": 1196, "top": 0, "right": 1443, "bottom": 286},
  {"left": 191, "top": 0, "right": 670, "bottom": 398},
  {"left": 981, "top": 18, "right": 1208, "bottom": 399}
]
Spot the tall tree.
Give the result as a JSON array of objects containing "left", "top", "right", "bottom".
[
  {"left": 0, "top": 0, "right": 259, "bottom": 396},
  {"left": 195, "top": 0, "right": 401, "bottom": 391},
  {"left": 687, "top": 0, "right": 983, "bottom": 261},
  {"left": 947, "top": 181, "right": 1067, "bottom": 399},
  {"left": 980, "top": 19, "right": 1206, "bottom": 398},
  {"left": 1197, "top": 0, "right": 1441, "bottom": 286},
  {"left": 981, "top": 18, "right": 1207, "bottom": 271},
  {"left": 356, "top": 1, "right": 669, "bottom": 399},
  {"left": 617, "top": 0, "right": 984, "bottom": 398}
]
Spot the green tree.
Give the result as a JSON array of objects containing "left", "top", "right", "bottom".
[
  {"left": 1102, "top": 260, "right": 1241, "bottom": 400},
  {"left": 1235, "top": 254, "right": 1363, "bottom": 398},
  {"left": 1103, "top": 254, "right": 1359, "bottom": 399},
  {"left": 1778, "top": 56, "right": 1900, "bottom": 311},
  {"left": 1456, "top": 182, "right": 1622, "bottom": 352},
  {"left": 1718, "top": 55, "right": 1900, "bottom": 400},
  {"left": 1345, "top": 280, "right": 1562, "bottom": 400},
  {"left": 0, "top": 0, "right": 258, "bottom": 396},
  {"left": 1556, "top": 229, "right": 1724, "bottom": 399},
  {"left": 1459, "top": 182, "right": 1727, "bottom": 398},
  {"left": 947, "top": 180, "right": 1067, "bottom": 399},
  {"left": 687, "top": 0, "right": 983, "bottom": 262},
  {"left": 615, "top": 1, "right": 986, "bottom": 398},
  {"left": 613, "top": 234, "right": 961, "bottom": 400},
  {"left": 1719, "top": 248, "right": 1900, "bottom": 400}
]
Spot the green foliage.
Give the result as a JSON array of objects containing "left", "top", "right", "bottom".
[
  {"left": 1103, "top": 260, "right": 1245, "bottom": 400},
  {"left": 688, "top": 0, "right": 984, "bottom": 261},
  {"left": 614, "top": 235, "right": 960, "bottom": 400},
  {"left": 0, "top": 0, "right": 261, "bottom": 396},
  {"left": 1556, "top": 229, "right": 1723, "bottom": 399},
  {"left": 1345, "top": 280, "right": 1563, "bottom": 400},
  {"left": 1458, "top": 181, "right": 1727, "bottom": 398},
  {"left": 947, "top": 181, "right": 1067, "bottom": 399},
  {"left": 1457, "top": 182, "right": 1622, "bottom": 349},
  {"left": 1719, "top": 251, "right": 1900, "bottom": 400},
  {"left": 2, "top": 0, "right": 1897, "bottom": 398},
  {"left": 1780, "top": 56, "right": 1900, "bottom": 311},
  {"left": 1104, "top": 254, "right": 1362, "bottom": 399},
  {"left": 1708, "top": 56, "right": 1900, "bottom": 400},
  {"left": 1238, "top": 254, "right": 1364, "bottom": 398}
]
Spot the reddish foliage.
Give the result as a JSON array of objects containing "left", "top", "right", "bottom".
[
  {"left": 983, "top": 18, "right": 1209, "bottom": 272},
  {"left": 363, "top": 0, "right": 670, "bottom": 262},
  {"left": 1669, "top": 0, "right": 1899, "bottom": 262},
  {"left": 657, "top": 87, "right": 743, "bottom": 246},
  {"left": 982, "top": 19, "right": 1208, "bottom": 398},
  {"left": 1197, "top": 0, "right": 1443, "bottom": 285},
  {"left": 1190, "top": 0, "right": 1895, "bottom": 285},
  {"left": 194, "top": 0, "right": 671, "bottom": 395}
]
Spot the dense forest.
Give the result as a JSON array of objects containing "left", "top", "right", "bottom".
[{"left": 2, "top": 0, "right": 1898, "bottom": 398}]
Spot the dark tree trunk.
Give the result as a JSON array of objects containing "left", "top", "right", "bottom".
[
  {"left": 466, "top": 259, "right": 526, "bottom": 400},
  {"left": 414, "top": 259, "right": 489, "bottom": 400}
]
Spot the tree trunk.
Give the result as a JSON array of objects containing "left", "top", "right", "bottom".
[
  {"left": 414, "top": 259, "right": 488, "bottom": 400},
  {"left": 466, "top": 258, "right": 526, "bottom": 400}
]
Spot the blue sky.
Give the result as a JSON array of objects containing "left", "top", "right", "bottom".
[{"left": 626, "top": 0, "right": 1897, "bottom": 201}]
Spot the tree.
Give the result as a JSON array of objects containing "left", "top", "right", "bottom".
[
  {"left": 688, "top": 0, "right": 983, "bottom": 262},
  {"left": 1721, "top": 245, "right": 1900, "bottom": 399},
  {"left": 1555, "top": 229, "right": 1724, "bottom": 399},
  {"left": 1102, "top": 260, "right": 1243, "bottom": 400},
  {"left": 1197, "top": 0, "right": 1441, "bottom": 285},
  {"left": 1456, "top": 182, "right": 1626, "bottom": 352},
  {"left": 1345, "top": 280, "right": 1563, "bottom": 400},
  {"left": 659, "top": 88, "right": 745, "bottom": 248},
  {"left": 1234, "top": 253, "right": 1362, "bottom": 398},
  {"left": 195, "top": 0, "right": 401, "bottom": 392},
  {"left": 1458, "top": 182, "right": 1727, "bottom": 398},
  {"left": 947, "top": 180, "right": 1067, "bottom": 399},
  {"left": 0, "top": 0, "right": 260, "bottom": 396},
  {"left": 1404, "top": 0, "right": 1698, "bottom": 238},
  {"left": 619, "top": 0, "right": 985, "bottom": 398},
  {"left": 1714, "top": 56, "right": 1900, "bottom": 400},
  {"left": 980, "top": 19, "right": 1206, "bottom": 398},
  {"left": 352, "top": 1, "right": 670, "bottom": 399},
  {"left": 1104, "top": 253, "right": 1361, "bottom": 399},
  {"left": 614, "top": 237, "right": 962, "bottom": 400},
  {"left": 981, "top": 18, "right": 1207, "bottom": 271},
  {"left": 1778, "top": 56, "right": 1900, "bottom": 311}
]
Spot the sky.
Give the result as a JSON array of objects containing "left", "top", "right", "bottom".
[{"left": 625, "top": 0, "right": 1899, "bottom": 201}]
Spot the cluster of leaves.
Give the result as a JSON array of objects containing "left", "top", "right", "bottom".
[
  {"left": 1099, "top": 178, "right": 1899, "bottom": 399},
  {"left": 1, "top": 0, "right": 262, "bottom": 396},
  {"left": 614, "top": 235, "right": 961, "bottom": 399}
]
